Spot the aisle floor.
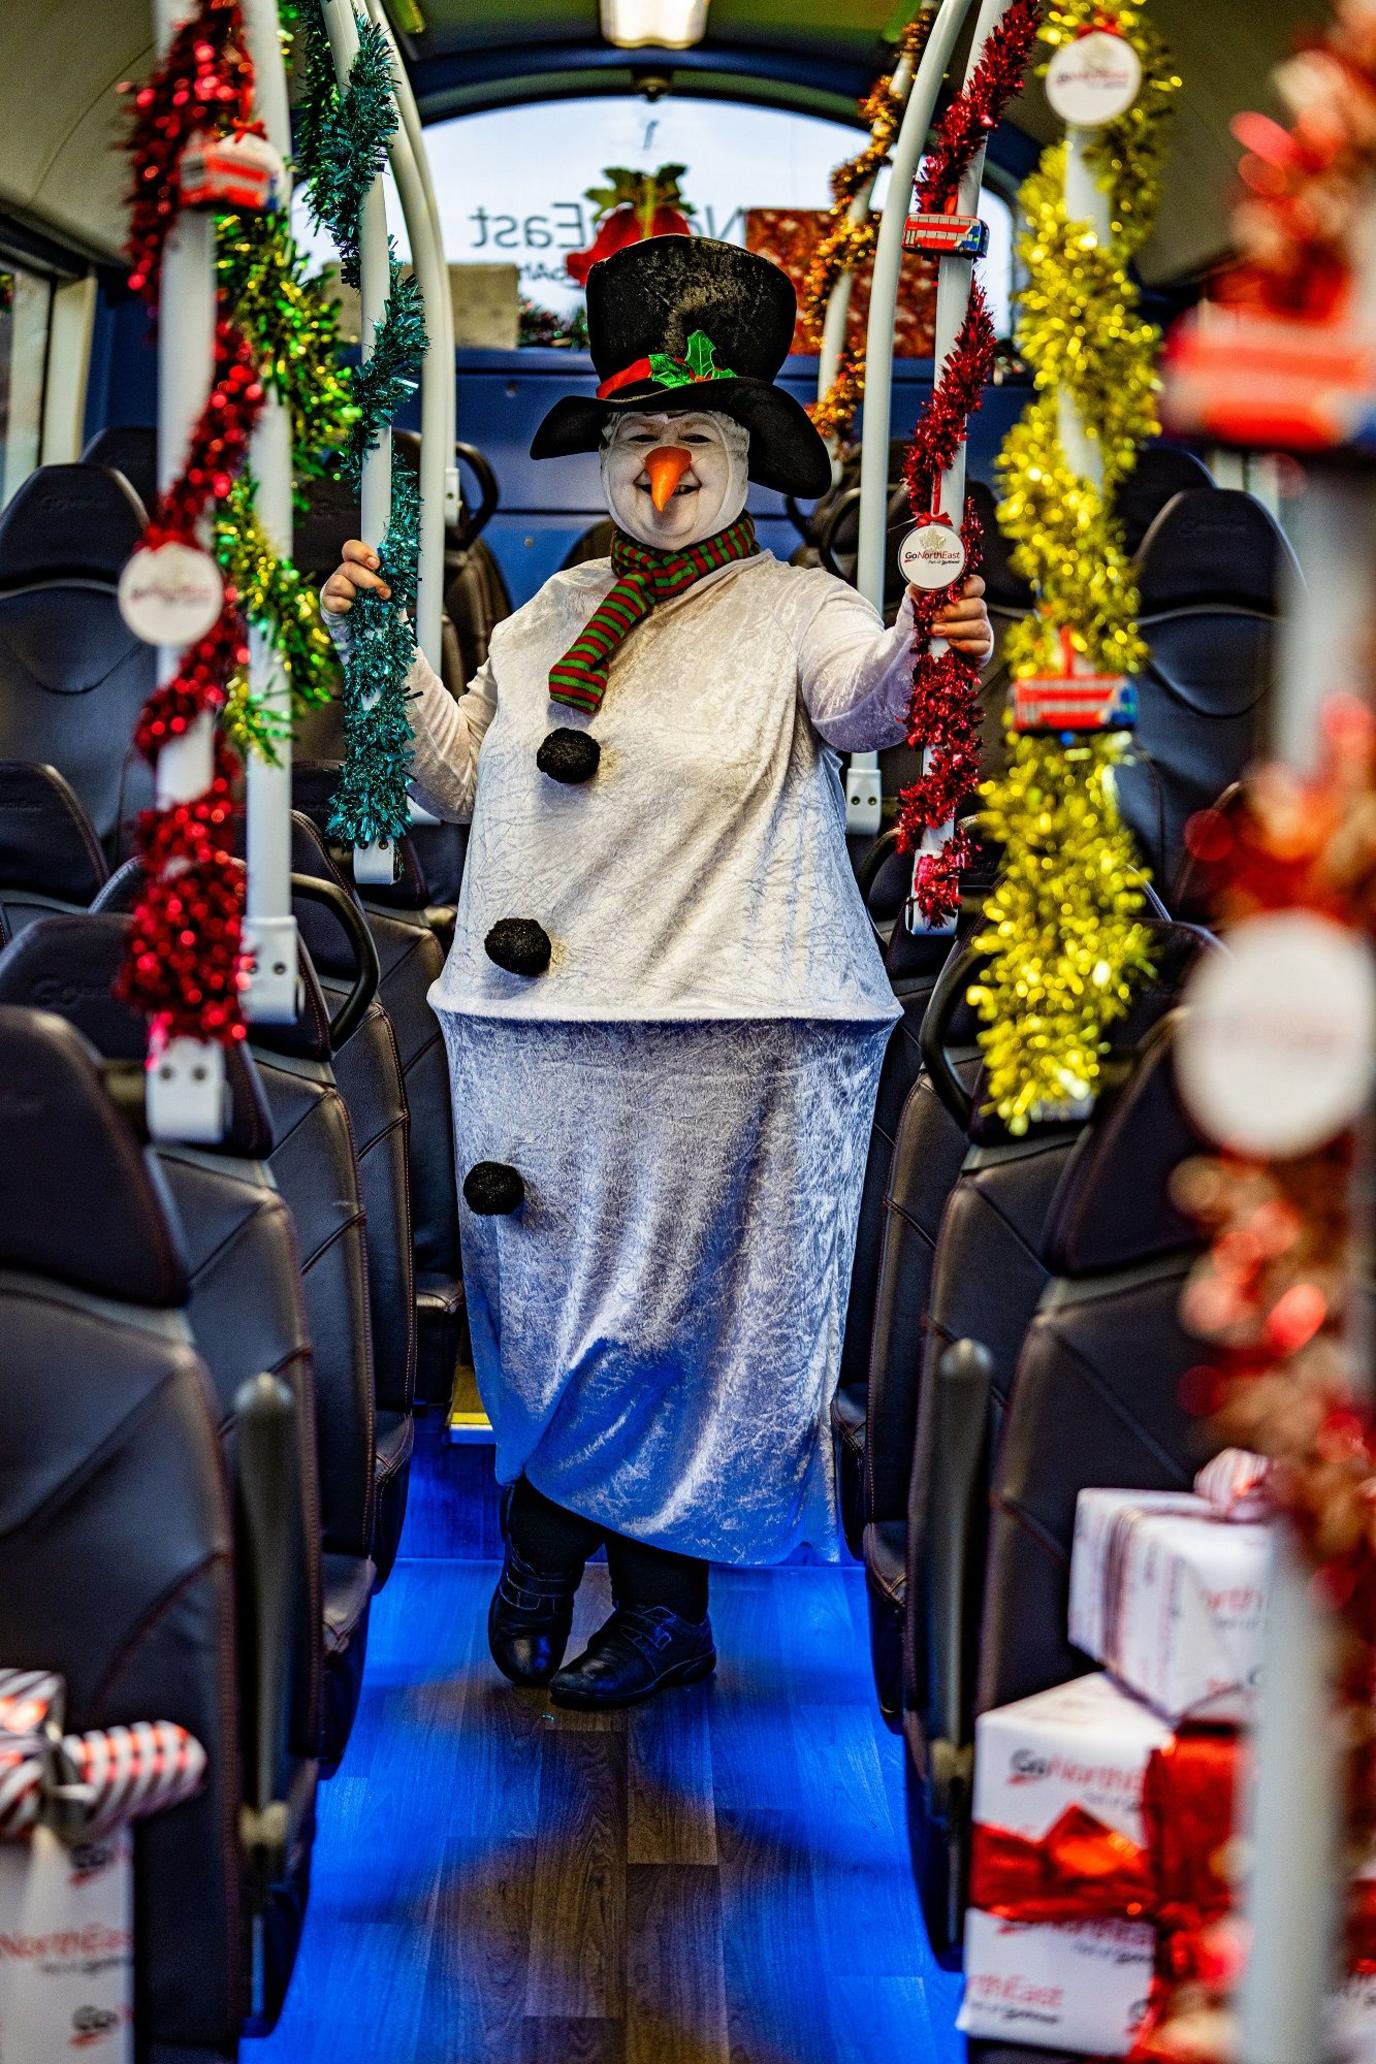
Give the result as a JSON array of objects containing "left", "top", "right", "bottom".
[{"left": 246, "top": 1535, "right": 964, "bottom": 2064}]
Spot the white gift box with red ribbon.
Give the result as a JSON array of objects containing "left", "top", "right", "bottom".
[
  {"left": 1068, "top": 1470, "right": 1274, "bottom": 1724},
  {"left": 957, "top": 1674, "right": 1166, "bottom": 2054},
  {"left": 0, "top": 1670, "right": 205, "bottom": 2064}
]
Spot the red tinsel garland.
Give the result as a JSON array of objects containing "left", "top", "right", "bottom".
[
  {"left": 897, "top": 288, "right": 997, "bottom": 925},
  {"left": 146, "top": 317, "right": 263, "bottom": 546},
  {"left": 123, "top": 0, "right": 255, "bottom": 297},
  {"left": 895, "top": 0, "right": 1041, "bottom": 927},
  {"left": 117, "top": 736, "right": 247, "bottom": 1043},
  {"left": 120, "top": 0, "right": 260, "bottom": 1051},
  {"left": 915, "top": 0, "right": 1044, "bottom": 217}
]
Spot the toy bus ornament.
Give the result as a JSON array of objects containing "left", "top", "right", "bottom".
[
  {"left": 902, "top": 214, "right": 989, "bottom": 261},
  {"left": 1164, "top": 298, "right": 1376, "bottom": 455},
  {"left": 180, "top": 131, "right": 283, "bottom": 215},
  {"left": 1013, "top": 629, "right": 1137, "bottom": 734}
]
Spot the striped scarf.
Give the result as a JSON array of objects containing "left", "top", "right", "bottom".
[{"left": 549, "top": 514, "right": 759, "bottom": 714}]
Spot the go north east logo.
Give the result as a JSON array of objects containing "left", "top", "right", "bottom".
[{"left": 70, "top": 2002, "right": 124, "bottom": 2048}]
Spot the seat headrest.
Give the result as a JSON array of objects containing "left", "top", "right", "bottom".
[
  {"left": 1045, "top": 1012, "right": 1208, "bottom": 1277},
  {"left": 0, "top": 914, "right": 274, "bottom": 1158},
  {"left": 0, "top": 762, "right": 109, "bottom": 903},
  {"left": 290, "top": 809, "right": 360, "bottom": 982},
  {"left": 79, "top": 426, "right": 156, "bottom": 514},
  {"left": 1137, "top": 488, "right": 1298, "bottom": 616},
  {"left": 92, "top": 859, "right": 337, "bottom": 1064},
  {"left": 0, "top": 1003, "right": 189, "bottom": 1304},
  {"left": 0, "top": 465, "right": 147, "bottom": 589},
  {"left": 1115, "top": 444, "right": 1214, "bottom": 557},
  {"left": 293, "top": 473, "right": 361, "bottom": 585}
]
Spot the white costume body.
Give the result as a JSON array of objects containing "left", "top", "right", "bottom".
[{"left": 403, "top": 548, "right": 916, "bottom": 1562}]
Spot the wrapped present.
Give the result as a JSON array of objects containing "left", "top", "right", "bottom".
[
  {"left": 960, "top": 1673, "right": 1173, "bottom": 2054},
  {"left": 743, "top": 208, "right": 937, "bottom": 359},
  {"left": 0, "top": 1669, "right": 205, "bottom": 2064},
  {"left": 1069, "top": 1485, "right": 1272, "bottom": 1723}
]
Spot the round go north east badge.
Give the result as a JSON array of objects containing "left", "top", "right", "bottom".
[
  {"left": 118, "top": 541, "right": 224, "bottom": 647},
  {"left": 1177, "top": 910, "right": 1376, "bottom": 1159},
  {"left": 1045, "top": 29, "right": 1143, "bottom": 126},
  {"left": 899, "top": 520, "right": 967, "bottom": 592}
]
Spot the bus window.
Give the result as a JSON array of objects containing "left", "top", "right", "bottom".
[
  {"left": 0, "top": 263, "right": 53, "bottom": 506},
  {"left": 291, "top": 96, "right": 1017, "bottom": 347}
]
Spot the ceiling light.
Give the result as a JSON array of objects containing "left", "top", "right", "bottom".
[{"left": 600, "top": 0, "right": 708, "bottom": 50}]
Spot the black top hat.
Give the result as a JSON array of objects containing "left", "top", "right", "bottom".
[{"left": 530, "top": 236, "right": 833, "bottom": 500}]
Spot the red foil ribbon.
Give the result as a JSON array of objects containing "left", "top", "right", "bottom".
[{"left": 970, "top": 1735, "right": 1242, "bottom": 1931}]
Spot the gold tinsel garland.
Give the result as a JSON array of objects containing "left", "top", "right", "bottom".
[
  {"left": 803, "top": 10, "right": 932, "bottom": 446},
  {"left": 973, "top": 0, "right": 1180, "bottom": 1131}
]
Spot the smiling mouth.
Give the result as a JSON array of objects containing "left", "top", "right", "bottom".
[{"left": 637, "top": 478, "right": 698, "bottom": 499}]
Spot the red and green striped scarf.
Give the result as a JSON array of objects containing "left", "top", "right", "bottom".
[{"left": 549, "top": 514, "right": 759, "bottom": 714}]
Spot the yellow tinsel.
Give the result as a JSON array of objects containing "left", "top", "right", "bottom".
[
  {"left": 803, "top": 9, "right": 932, "bottom": 443},
  {"left": 973, "top": 2, "right": 1177, "bottom": 1127},
  {"left": 972, "top": 733, "right": 1156, "bottom": 1132},
  {"left": 216, "top": 476, "right": 340, "bottom": 764}
]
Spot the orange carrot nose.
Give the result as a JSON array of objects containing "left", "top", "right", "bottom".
[{"left": 644, "top": 445, "right": 694, "bottom": 512}]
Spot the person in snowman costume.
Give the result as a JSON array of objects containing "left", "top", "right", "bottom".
[{"left": 323, "top": 237, "right": 992, "bottom": 1711}]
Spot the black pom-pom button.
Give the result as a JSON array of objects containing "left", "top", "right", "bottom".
[
  {"left": 485, "top": 917, "right": 552, "bottom": 977},
  {"left": 537, "top": 728, "right": 601, "bottom": 785},
  {"left": 463, "top": 1161, "right": 525, "bottom": 1215}
]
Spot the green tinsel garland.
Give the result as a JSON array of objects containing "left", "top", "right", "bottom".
[
  {"left": 327, "top": 463, "right": 420, "bottom": 845},
  {"left": 344, "top": 263, "right": 426, "bottom": 484},
  {"left": 298, "top": 0, "right": 429, "bottom": 853},
  {"left": 216, "top": 205, "right": 358, "bottom": 485},
  {"left": 299, "top": 6, "right": 396, "bottom": 288}
]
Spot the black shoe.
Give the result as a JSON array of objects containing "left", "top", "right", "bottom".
[
  {"left": 488, "top": 1545, "right": 581, "bottom": 1687},
  {"left": 548, "top": 1603, "right": 716, "bottom": 1711}
]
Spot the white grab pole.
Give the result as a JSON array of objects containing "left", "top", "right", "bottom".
[
  {"left": 907, "top": 0, "right": 1014, "bottom": 933},
  {"left": 240, "top": 0, "right": 300, "bottom": 1023},
  {"left": 146, "top": 0, "right": 226, "bottom": 1144},
  {"left": 815, "top": 42, "right": 921, "bottom": 421},
  {"left": 1234, "top": 399, "right": 1376, "bottom": 2064},
  {"left": 849, "top": 0, "right": 979, "bottom": 838},
  {"left": 856, "top": 0, "right": 979, "bottom": 611},
  {"left": 367, "top": 0, "right": 460, "bottom": 533},
  {"left": 363, "top": 0, "right": 447, "bottom": 673},
  {"left": 320, "top": 0, "right": 397, "bottom": 885}
]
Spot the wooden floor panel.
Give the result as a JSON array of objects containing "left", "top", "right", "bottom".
[{"left": 248, "top": 1551, "right": 963, "bottom": 2064}]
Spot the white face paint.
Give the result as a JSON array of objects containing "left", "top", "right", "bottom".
[{"left": 601, "top": 409, "right": 750, "bottom": 549}]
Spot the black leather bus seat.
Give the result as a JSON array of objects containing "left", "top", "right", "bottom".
[
  {"left": 1119, "top": 488, "right": 1295, "bottom": 899},
  {"left": 0, "top": 918, "right": 329, "bottom": 1845},
  {"left": 0, "top": 464, "right": 154, "bottom": 859},
  {"left": 288, "top": 812, "right": 416, "bottom": 1582},
  {"left": 289, "top": 771, "right": 465, "bottom": 1411},
  {"left": 0, "top": 758, "right": 109, "bottom": 936},
  {"left": 0, "top": 1002, "right": 246, "bottom": 2059},
  {"left": 871, "top": 926, "right": 1213, "bottom": 1724},
  {"left": 94, "top": 859, "right": 376, "bottom": 1768},
  {"left": 977, "top": 1015, "right": 1211, "bottom": 1722}
]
